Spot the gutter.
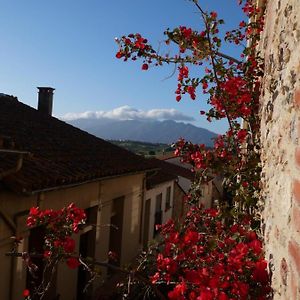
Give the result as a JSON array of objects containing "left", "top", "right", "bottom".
[
  {"left": 0, "top": 210, "right": 16, "bottom": 232},
  {"left": 0, "top": 149, "right": 30, "bottom": 300},
  {"left": 0, "top": 149, "right": 30, "bottom": 180},
  {"left": 25, "top": 167, "right": 160, "bottom": 196},
  {"left": 0, "top": 149, "right": 30, "bottom": 233}
]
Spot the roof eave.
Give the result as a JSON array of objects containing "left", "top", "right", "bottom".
[{"left": 19, "top": 167, "right": 159, "bottom": 196}]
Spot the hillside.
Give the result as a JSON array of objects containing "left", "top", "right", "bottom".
[
  {"left": 68, "top": 119, "right": 217, "bottom": 146},
  {"left": 110, "top": 140, "right": 173, "bottom": 157}
]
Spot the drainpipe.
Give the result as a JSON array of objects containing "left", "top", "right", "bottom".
[
  {"left": 0, "top": 149, "right": 29, "bottom": 179},
  {"left": 139, "top": 174, "right": 146, "bottom": 245},
  {"left": 0, "top": 149, "right": 30, "bottom": 230},
  {"left": 0, "top": 149, "right": 29, "bottom": 300}
]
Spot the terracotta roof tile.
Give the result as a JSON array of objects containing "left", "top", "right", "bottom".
[
  {"left": 146, "top": 158, "right": 194, "bottom": 189},
  {"left": 0, "top": 94, "right": 154, "bottom": 193}
]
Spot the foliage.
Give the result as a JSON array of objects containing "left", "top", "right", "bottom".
[
  {"left": 27, "top": 203, "right": 86, "bottom": 264},
  {"left": 115, "top": 0, "right": 265, "bottom": 219},
  {"left": 22, "top": 204, "right": 86, "bottom": 300},
  {"left": 127, "top": 206, "right": 272, "bottom": 299},
  {"left": 13, "top": 1, "right": 272, "bottom": 299},
  {"left": 114, "top": 0, "right": 272, "bottom": 299}
]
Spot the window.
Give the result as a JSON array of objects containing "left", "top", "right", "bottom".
[
  {"left": 200, "top": 187, "right": 205, "bottom": 197},
  {"left": 153, "top": 193, "right": 162, "bottom": 237},
  {"left": 165, "top": 186, "right": 171, "bottom": 211}
]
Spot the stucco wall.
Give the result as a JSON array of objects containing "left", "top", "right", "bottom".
[
  {"left": 172, "top": 183, "right": 186, "bottom": 221},
  {"left": 0, "top": 172, "right": 145, "bottom": 300},
  {"left": 260, "top": 0, "right": 300, "bottom": 298}
]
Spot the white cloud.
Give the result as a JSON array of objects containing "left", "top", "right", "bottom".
[{"left": 61, "top": 105, "right": 195, "bottom": 122}]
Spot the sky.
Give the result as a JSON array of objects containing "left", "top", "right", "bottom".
[{"left": 0, "top": 0, "right": 245, "bottom": 134}]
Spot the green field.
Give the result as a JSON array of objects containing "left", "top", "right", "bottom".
[{"left": 110, "top": 140, "right": 174, "bottom": 157}]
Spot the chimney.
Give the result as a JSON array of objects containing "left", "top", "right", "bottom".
[{"left": 37, "top": 87, "right": 55, "bottom": 116}]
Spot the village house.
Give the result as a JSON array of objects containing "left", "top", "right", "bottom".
[
  {"left": 163, "top": 156, "right": 223, "bottom": 209},
  {"left": 0, "top": 88, "right": 157, "bottom": 300},
  {"left": 142, "top": 159, "right": 178, "bottom": 248},
  {"left": 95, "top": 157, "right": 195, "bottom": 299}
]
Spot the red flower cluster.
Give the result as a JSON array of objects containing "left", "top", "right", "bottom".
[
  {"left": 23, "top": 289, "right": 30, "bottom": 298},
  {"left": 210, "top": 77, "right": 253, "bottom": 119},
  {"left": 174, "top": 26, "right": 208, "bottom": 54},
  {"left": 150, "top": 207, "right": 271, "bottom": 299},
  {"left": 114, "top": 1, "right": 268, "bottom": 298},
  {"left": 27, "top": 203, "right": 86, "bottom": 269},
  {"left": 115, "top": 33, "right": 155, "bottom": 70},
  {"left": 27, "top": 203, "right": 86, "bottom": 233}
]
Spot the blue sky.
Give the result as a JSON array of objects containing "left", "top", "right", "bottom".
[{"left": 0, "top": 0, "right": 245, "bottom": 133}]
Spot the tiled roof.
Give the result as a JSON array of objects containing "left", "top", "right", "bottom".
[
  {"left": 146, "top": 158, "right": 194, "bottom": 189},
  {"left": 155, "top": 158, "right": 195, "bottom": 180},
  {"left": 0, "top": 94, "right": 154, "bottom": 194}
]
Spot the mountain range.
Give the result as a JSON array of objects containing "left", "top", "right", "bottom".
[{"left": 67, "top": 118, "right": 217, "bottom": 146}]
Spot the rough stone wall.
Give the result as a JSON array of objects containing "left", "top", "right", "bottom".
[{"left": 260, "top": 0, "right": 300, "bottom": 298}]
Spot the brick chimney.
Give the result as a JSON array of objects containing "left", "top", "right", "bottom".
[{"left": 37, "top": 87, "right": 55, "bottom": 116}]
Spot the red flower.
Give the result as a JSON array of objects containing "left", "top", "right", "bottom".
[
  {"left": 26, "top": 216, "right": 36, "bottom": 227},
  {"left": 237, "top": 129, "right": 248, "bottom": 142},
  {"left": 115, "top": 51, "right": 123, "bottom": 59},
  {"left": 249, "top": 239, "right": 262, "bottom": 255},
  {"left": 23, "top": 289, "right": 30, "bottom": 297},
  {"left": 53, "top": 240, "right": 62, "bottom": 248},
  {"left": 239, "top": 21, "right": 246, "bottom": 27},
  {"left": 63, "top": 237, "right": 75, "bottom": 253},
  {"left": 168, "top": 282, "right": 187, "bottom": 300},
  {"left": 210, "top": 11, "right": 218, "bottom": 19},
  {"left": 66, "top": 257, "right": 80, "bottom": 269},
  {"left": 202, "top": 81, "right": 208, "bottom": 90},
  {"left": 252, "top": 260, "right": 269, "bottom": 283},
  {"left": 29, "top": 207, "right": 39, "bottom": 216},
  {"left": 184, "top": 230, "right": 199, "bottom": 244},
  {"left": 44, "top": 250, "right": 52, "bottom": 258},
  {"left": 242, "top": 181, "right": 249, "bottom": 188},
  {"left": 141, "top": 63, "right": 149, "bottom": 70},
  {"left": 218, "top": 292, "right": 229, "bottom": 300}
]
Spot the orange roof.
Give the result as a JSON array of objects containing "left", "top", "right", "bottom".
[{"left": 0, "top": 94, "right": 154, "bottom": 194}]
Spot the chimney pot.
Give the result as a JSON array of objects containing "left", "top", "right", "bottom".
[{"left": 37, "top": 87, "right": 55, "bottom": 116}]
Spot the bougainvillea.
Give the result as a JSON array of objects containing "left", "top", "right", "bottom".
[
  {"left": 22, "top": 204, "right": 86, "bottom": 299},
  {"left": 115, "top": 0, "right": 265, "bottom": 220},
  {"left": 27, "top": 203, "right": 86, "bottom": 265},
  {"left": 12, "top": 1, "right": 271, "bottom": 300},
  {"left": 149, "top": 206, "right": 272, "bottom": 299},
  {"left": 114, "top": 0, "right": 271, "bottom": 299}
]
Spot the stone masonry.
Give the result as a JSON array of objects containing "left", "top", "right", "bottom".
[{"left": 260, "top": 0, "right": 300, "bottom": 298}]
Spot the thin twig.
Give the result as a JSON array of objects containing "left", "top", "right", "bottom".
[{"left": 6, "top": 252, "right": 167, "bottom": 300}]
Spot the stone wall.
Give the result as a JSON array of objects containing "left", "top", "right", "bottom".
[{"left": 260, "top": 0, "right": 300, "bottom": 298}]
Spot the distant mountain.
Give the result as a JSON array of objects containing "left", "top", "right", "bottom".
[{"left": 67, "top": 118, "right": 217, "bottom": 146}]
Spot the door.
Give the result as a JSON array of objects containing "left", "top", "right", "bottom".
[
  {"left": 153, "top": 194, "right": 162, "bottom": 238},
  {"left": 108, "top": 196, "right": 124, "bottom": 275},
  {"left": 143, "top": 199, "right": 151, "bottom": 248}
]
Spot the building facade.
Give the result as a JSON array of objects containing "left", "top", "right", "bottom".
[{"left": 0, "top": 91, "right": 153, "bottom": 300}]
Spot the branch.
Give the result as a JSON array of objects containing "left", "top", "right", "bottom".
[
  {"left": 6, "top": 252, "right": 167, "bottom": 300},
  {"left": 194, "top": 3, "right": 234, "bottom": 132},
  {"left": 216, "top": 51, "right": 241, "bottom": 64}
]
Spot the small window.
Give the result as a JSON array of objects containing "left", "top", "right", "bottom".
[
  {"left": 200, "top": 187, "right": 205, "bottom": 197},
  {"left": 153, "top": 193, "right": 162, "bottom": 237},
  {"left": 165, "top": 186, "right": 171, "bottom": 211}
]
